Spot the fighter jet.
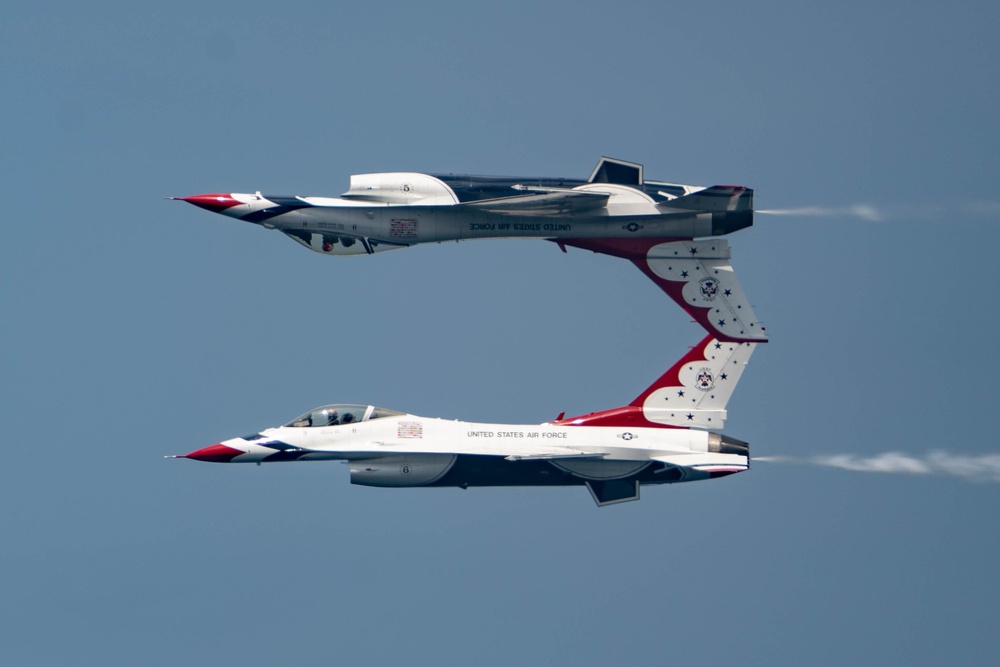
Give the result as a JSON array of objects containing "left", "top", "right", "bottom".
[
  {"left": 174, "top": 158, "right": 767, "bottom": 344},
  {"left": 169, "top": 335, "right": 755, "bottom": 506}
]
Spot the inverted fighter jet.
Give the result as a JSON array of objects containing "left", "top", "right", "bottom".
[
  {"left": 170, "top": 336, "right": 755, "bottom": 506},
  {"left": 174, "top": 158, "right": 767, "bottom": 343}
]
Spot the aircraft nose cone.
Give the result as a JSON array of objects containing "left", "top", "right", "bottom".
[
  {"left": 180, "top": 443, "right": 245, "bottom": 463},
  {"left": 173, "top": 193, "right": 243, "bottom": 213}
]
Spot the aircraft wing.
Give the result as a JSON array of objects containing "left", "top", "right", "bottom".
[
  {"left": 503, "top": 451, "right": 607, "bottom": 461},
  {"left": 328, "top": 443, "right": 604, "bottom": 460},
  {"left": 463, "top": 189, "right": 610, "bottom": 215},
  {"left": 324, "top": 448, "right": 607, "bottom": 460}
]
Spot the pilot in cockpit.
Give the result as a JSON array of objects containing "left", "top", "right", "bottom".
[{"left": 285, "top": 405, "right": 405, "bottom": 429}]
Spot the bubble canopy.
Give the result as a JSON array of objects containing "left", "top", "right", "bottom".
[{"left": 284, "top": 404, "right": 405, "bottom": 428}]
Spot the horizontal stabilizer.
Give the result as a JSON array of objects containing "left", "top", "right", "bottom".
[
  {"left": 657, "top": 185, "right": 752, "bottom": 213},
  {"left": 652, "top": 452, "right": 749, "bottom": 473}
]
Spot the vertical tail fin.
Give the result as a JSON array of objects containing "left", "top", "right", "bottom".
[
  {"left": 556, "top": 335, "right": 756, "bottom": 430},
  {"left": 631, "top": 335, "right": 756, "bottom": 429},
  {"left": 556, "top": 238, "right": 767, "bottom": 343},
  {"left": 637, "top": 239, "right": 767, "bottom": 343}
]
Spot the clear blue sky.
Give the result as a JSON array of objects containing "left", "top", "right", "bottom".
[{"left": 3, "top": 1, "right": 998, "bottom": 664}]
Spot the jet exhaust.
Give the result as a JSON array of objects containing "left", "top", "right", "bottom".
[
  {"left": 757, "top": 205, "right": 884, "bottom": 222},
  {"left": 759, "top": 200, "right": 1000, "bottom": 223},
  {"left": 755, "top": 451, "right": 1000, "bottom": 483}
]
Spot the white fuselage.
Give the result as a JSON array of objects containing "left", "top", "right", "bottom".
[
  {"left": 208, "top": 412, "right": 748, "bottom": 492},
  {"left": 227, "top": 415, "right": 712, "bottom": 462},
  {"left": 220, "top": 193, "right": 718, "bottom": 256}
]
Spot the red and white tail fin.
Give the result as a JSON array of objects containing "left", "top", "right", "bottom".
[
  {"left": 557, "top": 238, "right": 767, "bottom": 343},
  {"left": 555, "top": 335, "right": 756, "bottom": 430},
  {"left": 638, "top": 239, "right": 767, "bottom": 343},
  {"left": 631, "top": 335, "right": 756, "bottom": 428}
]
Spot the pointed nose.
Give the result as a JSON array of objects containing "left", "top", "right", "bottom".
[
  {"left": 178, "top": 443, "right": 245, "bottom": 463},
  {"left": 172, "top": 193, "right": 243, "bottom": 213}
]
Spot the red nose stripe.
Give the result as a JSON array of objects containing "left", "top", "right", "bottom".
[
  {"left": 182, "top": 443, "right": 245, "bottom": 463},
  {"left": 178, "top": 194, "right": 243, "bottom": 212}
]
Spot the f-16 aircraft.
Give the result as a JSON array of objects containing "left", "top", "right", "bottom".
[
  {"left": 170, "top": 335, "right": 755, "bottom": 506},
  {"left": 174, "top": 158, "right": 767, "bottom": 343}
]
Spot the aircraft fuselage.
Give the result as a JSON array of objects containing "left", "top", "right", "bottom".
[
  {"left": 178, "top": 164, "right": 753, "bottom": 257},
  {"left": 180, "top": 407, "right": 749, "bottom": 506}
]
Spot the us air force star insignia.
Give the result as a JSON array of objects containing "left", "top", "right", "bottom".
[
  {"left": 619, "top": 432, "right": 636, "bottom": 441},
  {"left": 699, "top": 277, "right": 719, "bottom": 300},
  {"left": 625, "top": 222, "right": 640, "bottom": 232},
  {"left": 696, "top": 368, "right": 715, "bottom": 391}
]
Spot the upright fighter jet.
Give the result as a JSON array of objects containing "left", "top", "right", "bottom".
[
  {"left": 174, "top": 158, "right": 767, "bottom": 344},
  {"left": 170, "top": 335, "right": 756, "bottom": 506}
]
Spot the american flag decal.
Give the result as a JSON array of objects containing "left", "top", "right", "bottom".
[
  {"left": 397, "top": 421, "right": 423, "bottom": 438},
  {"left": 390, "top": 218, "right": 418, "bottom": 238}
]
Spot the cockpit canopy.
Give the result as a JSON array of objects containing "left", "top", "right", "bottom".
[{"left": 284, "top": 404, "right": 405, "bottom": 428}]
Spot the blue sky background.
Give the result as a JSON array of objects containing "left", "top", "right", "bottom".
[{"left": 3, "top": 1, "right": 999, "bottom": 664}]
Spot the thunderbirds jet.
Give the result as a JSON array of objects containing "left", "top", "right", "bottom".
[
  {"left": 170, "top": 335, "right": 755, "bottom": 506},
  {"left": 174, "top": 158, "right": 767, "bottom": 343}
]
